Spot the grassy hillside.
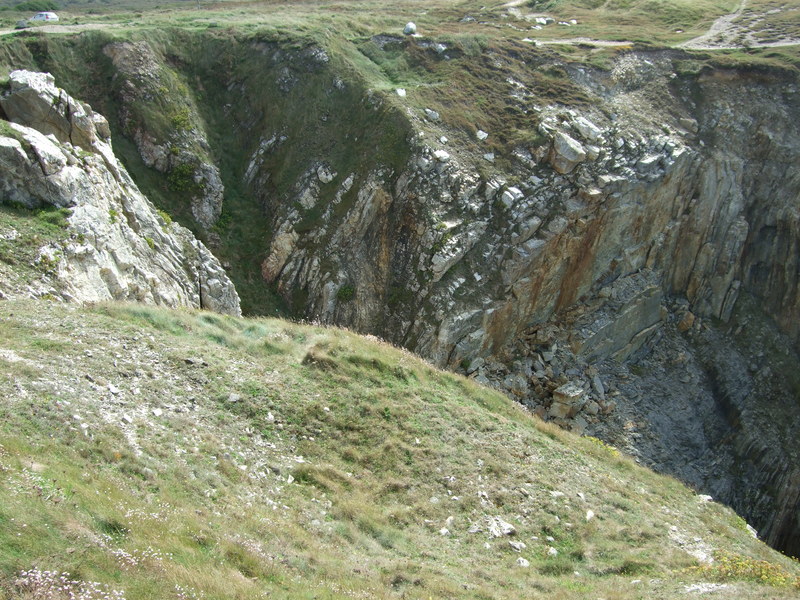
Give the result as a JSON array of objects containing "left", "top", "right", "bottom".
[{"left": 0, "top": 299, "right": 798, "bottom": 599}]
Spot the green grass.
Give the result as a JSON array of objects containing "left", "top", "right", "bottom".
[
  {"left": 0, "top": 298, "right": 798, "bottom": 599},
  {"left": 0, "top": 204, "right": 72, "bottom": 286},
  {"left": 523, "top": 0, "right": 740, "bottom": 41}
]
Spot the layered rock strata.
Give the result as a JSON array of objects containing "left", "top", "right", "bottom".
[{"left": 248, "top": 52, "right": 799, "bottom": 553}]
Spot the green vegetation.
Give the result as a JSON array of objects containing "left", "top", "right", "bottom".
[
  {"left": 524, "top": 0, "right": 739, "bottom": 41},
  {"left": 166, "top": 162, "right": 198, "bottom": 193},
  {"left": 0, "top": 204, "right": 71, "bottom": 284},
  {"left": 689, "top": 550, "right": 800, "bottom": 588},
  {"left": 169, "top": 106, "right": 191, "bottom": 131},
  {"left": 156, "top": 208, "right": 172, "bottom": 228},
  {"left": 336, "top": 284, "right": 354, "bottom": 302},
  {"left": 0, "top": 0, "right": 57, "bottom": 11},
  {"left": 0, "top": 299, "right": 798, "bottom": 599}
]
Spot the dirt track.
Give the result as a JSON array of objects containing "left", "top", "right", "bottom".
[{"left": 0, "top": 23, "right": 117, "bottom": 37}]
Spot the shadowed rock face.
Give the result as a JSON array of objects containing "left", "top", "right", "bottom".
[
  {"left": 102, "top": 41, "right": 225, "bottom": 231},
  {"left": 0, "top": 70, "right": 241, "bottom": 315},
  {"left": 4, "top": 36, "right": 798, "bottom": 554},
  {"left": 587, "top": 295, "right": 800, "bottom": 558}
]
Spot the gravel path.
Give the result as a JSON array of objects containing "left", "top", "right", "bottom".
[
  {"left": 536, "top": 37, "right": 634, "bottom": 47},
  {"left": 679, "top": 0, "right": 800, "bottom": 49}
]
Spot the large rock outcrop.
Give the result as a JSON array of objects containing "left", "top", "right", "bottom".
[
  {"left": 253, "top": 53, "right": 798, "bottom": 369},
  {"left": 0, "top": 70, "right": 240, "bottom": 315}
]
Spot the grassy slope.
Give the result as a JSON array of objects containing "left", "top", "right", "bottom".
[{"left": 0, "top": 299, "right": 798, "bottom": 599}]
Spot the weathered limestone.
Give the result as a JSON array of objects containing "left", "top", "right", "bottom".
[
  {"left": 0, "top": 70, "right": 108, "bottom": 152},
  {"left": 0, "top": 70, "right": 240, "bottom": 315},
  {"left": 549, "top": 131, "right": 586, "bottom": 174},
  {"left": 548, "top": 383, "right": 586, "bottom": 419}
]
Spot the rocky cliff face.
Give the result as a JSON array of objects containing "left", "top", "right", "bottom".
[
  {"left": 259, "top": 53, "right": 799, "bottom": 362},
  {"left": 249, "top": 50, "right": 800, "bottom": 554},
  {"left": 3, "top": 33, "right": 798, "bottom": 555},
  {"left": 0, "top": 70, "right": 240, "bottom": 315},
  {"left": 102, "top": 40, "right": 226, "bottom": 232}
]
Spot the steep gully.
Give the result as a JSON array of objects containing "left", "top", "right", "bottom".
[{"left": 11, "top": 33, "right": 800, "bottom": 555}]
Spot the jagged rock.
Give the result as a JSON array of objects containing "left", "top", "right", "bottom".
[
  {"left": 193, "top": 163, "right": 225, "bottom": 229},
  {"left": 516, "top": 557, "right": 530, "bottom": 568},
  {"left": 0, "top": 125, "right": 81, "bottom": 209},
  {"left": 433, "top": 149, "right": 450, "bottom": 162},
  {"left": 500, "top": 186, "right": 524, "bottom": 208},
  {"left": 317, "top": 164, "right": 337, "bottom": 184},
  {"left": 573, "top": 275, "right": 664, "bottom": 362},
  {"left": 102, "top": 41, "right": 225, "bottom": 230},
  {"left": 591, "top": 374, "right": 605, "bottom": 400},
  {"left": 573, "top": 116, "right": 602, "bottom": 142},
  {"left": 503, "top": 374, "right": 528, "bottom": 397},
  {"left": 549, "top": 131, "right": 586, "bottom": 174},
  {"left": 677, "top": 311, "right": 695, "bottom": 332},
  {"left": 133, "top": 130, "right": 169, "bottom": 171},
  {"left": 571, "top": 415, "right": 588, "bottom": 435},
  {"left": 549, "top": 382, "right": 586, "bottom": 419},
  {"left": 0, "top": 71, "right": 240, "bottom": 316},
  {"left": 679, "top": 117, "right": 699, "bottom": 133},
  {"left": 262, "top": 227, "right": 299, "bottom": 283},
  {"left": 1, "top": 71, "right": 107, "bottom": 151},
  {"left": 486, "top": 516, "right": 516, "bottom": 537}
]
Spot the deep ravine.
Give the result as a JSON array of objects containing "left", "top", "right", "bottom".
[{"left": 1, "top": 30, "right": 799, "bottom": 555}]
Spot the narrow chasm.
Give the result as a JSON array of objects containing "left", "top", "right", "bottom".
[{"left": 7, "top": 30, "right": 800, "bottom": 556}]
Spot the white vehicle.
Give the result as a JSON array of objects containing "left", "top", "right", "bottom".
[{"left": 30, "top": 12, "right": 59, "bottom": 22}]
